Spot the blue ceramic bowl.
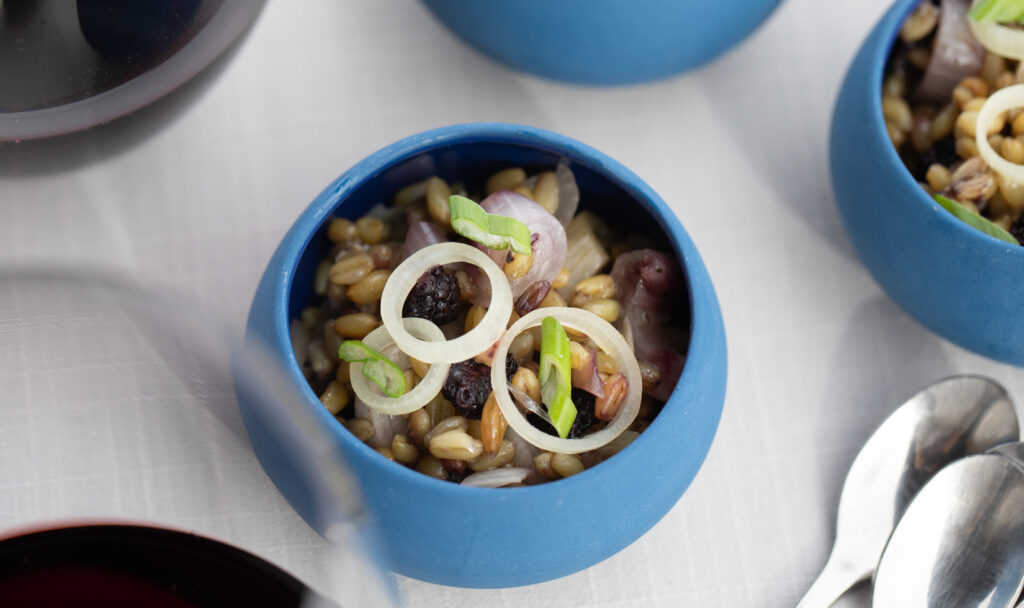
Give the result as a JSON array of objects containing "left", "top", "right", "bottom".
[
  {"left": 244, "top": 123, "right": 727, "bottom": 587},
  {"left": 419, "top": 0, "right": 783, "bottom": 86},
  {"left": 831, "top": 0, "right": 1024, "bottom": 367}
]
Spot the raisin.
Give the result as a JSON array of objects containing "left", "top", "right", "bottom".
[
  {"left": 526, "top": 412, "right": 554, "bottom": 433},
  {"left": 442, "top": 459, "right": 468, "bottom": 482},
  {"left": 403, "top": 266, "right": 464, "bottom": 326},
  {"left": 1010, "top": 215, "right": 1024, "bottom": 246},
  {"left": 504, "top": 352, "right": 518, "bottom": 380},
  {"left": 913, "top": 137, "right": 957, "bottom": 180},
  {"left": 569, "top": 388, "right": 598, "bottom": 439},
  {"left": 523, "top": 388, "right": 598, "bottom": 438}
]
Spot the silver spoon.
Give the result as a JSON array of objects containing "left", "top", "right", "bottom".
[
  {"left": 797, "top": 375, "right": 1018, "bottom": 608},
  {"left": 873, "top": 452, "right": 1024, "bottom": 608}
]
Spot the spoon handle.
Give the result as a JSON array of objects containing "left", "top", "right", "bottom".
[{"left": 795, "top": 555, "right": 865, "bottom": 608}]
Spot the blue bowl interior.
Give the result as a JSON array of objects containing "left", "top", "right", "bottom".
[{"left": 288, "top": 141, "right": 688, "bottom": 339}]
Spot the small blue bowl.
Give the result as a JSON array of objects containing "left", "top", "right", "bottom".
[
  {"left": 244, "top": 123, "right": 727, "bottom": 587},
  {"left": 419, "top": 0, "right": 783, "bottom": 86},
  {"left": 830, "top": 0, "right": 1024, "bottom": 367}
]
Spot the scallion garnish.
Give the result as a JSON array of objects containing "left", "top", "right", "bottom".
[
  {"left": 538, "top": 316, "right": 576, "bottom": 439},
  {"left": 934, "top": 194, "right": 1020, "bottom": 245},
  {"left": 969, "top": 0, "right": 1024, "bottom": 23},
  {"left": 449, "top": 195, "right": 532, "bottom": 255},
  {"left": 338, "top": 341, "right": 406, "bottom": 398}
]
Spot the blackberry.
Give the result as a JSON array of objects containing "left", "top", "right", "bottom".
[
  {"left": 1010, "top": 215, "right": 1024, "bottom": 246},
  {"left": 442, "top": 360, "right": 490, "bottom": 418},
  {"left": 403, "top": 266, "right": 463, "bottom": 326},
  {"left": 442, "top": 355, "right": 518, "bottom": 419}
]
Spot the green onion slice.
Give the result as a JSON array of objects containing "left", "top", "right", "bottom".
[
  {"left": 449, "top": 195, "right": 532, "bottom": 255},
  {"left": 934, "top": 194, "right": 1020, "bottom": 245},
  {"left": 538, "top": 316, "right": 576, "bottom": 439},
  {"left": 338, "top": 340, "right": 406, "bottom": 398},
  {"left": 969, "top": 0, "right": 1024, "bottom": 23}
]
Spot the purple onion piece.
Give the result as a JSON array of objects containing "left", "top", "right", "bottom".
[
  {"left": 354, "top": 397, "right": 409, "bottom": 449},
  {"left": 466, "top": 265, "right": 491, "bottom": 307},
  {"left": 507, "top": 426, "right": 539, "bottom": 470},
  {"left": 553, "top": 163, "right": 580, "bottom": 227},
  {"left": 476, "top": 190, "right": 567, "bottom": 299},
  {"left": 916, "top": 0, "right": 985, "bottom": 103},
  {"left": 400, "top": 221, "right": 448, "bottom": 262},
  {"left": 572, "top": 345, "right": 605, "bottom": 398},
  {"left": 611, "top": 249, "right": 686, "bottom": 401}
]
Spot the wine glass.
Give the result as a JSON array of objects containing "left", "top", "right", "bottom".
[{"left": 0, "top": 267, "right": 396, "bottom": 607}]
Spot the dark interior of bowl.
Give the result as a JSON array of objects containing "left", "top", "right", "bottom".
[
  {"left": 287, "top": 141, "right": 692, "bottom": 354},
  {"left": 0, "top": 524, "right": 306, "bottom": 607}
]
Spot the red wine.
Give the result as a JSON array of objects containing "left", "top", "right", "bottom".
[{"left": 0, "top": 524, "right": 306, "bottom": 607}]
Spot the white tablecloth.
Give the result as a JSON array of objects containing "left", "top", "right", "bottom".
[{"left": 3, "top": 1, "right": 1023, "bottom": 606}]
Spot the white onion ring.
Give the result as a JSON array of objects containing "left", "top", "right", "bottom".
[
  {"left": 349, "top": 318, "right": 450, "bottom": 415},
  {"left": 976, "top": 84, "right": 1024, "bottom": 184},
  {"left": 461, "top": 467, "right": 532, "bottom": 488},
  {"left": 490, "top": 307, "right": 642, "bottom": 454},
  {"left": 380, "top": 243, "right": 513, "bottom": 364},
  {"left": 969, "top": 18, "right": 1024, "bottom": 61}
]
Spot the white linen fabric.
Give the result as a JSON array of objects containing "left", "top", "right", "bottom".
[{"left": 2, "top": 1, "right": 1021, "bottom": 606}]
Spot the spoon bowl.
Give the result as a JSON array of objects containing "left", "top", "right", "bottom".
[
  {"left": 873, "top": 453, "right": 1024, "bottom": 608},
  {"left": 797, "top": 375, "right": 1018, "bottom": 607}
]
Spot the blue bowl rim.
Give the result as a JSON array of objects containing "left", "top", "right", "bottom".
[
  {"left": 260, "top": 121, "right": 723, "bottom": 503},
  {"left": 866, "top": 0, "right": 1024, "bottom": 257}
]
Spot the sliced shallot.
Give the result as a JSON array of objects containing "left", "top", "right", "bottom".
[
  {"left": 400, "top": 221, "right": 447, "bottom": 262},
  {"left": 553, "top": 162, "right": 580, "bottom": 227},
  {"left": 355, "top": 397, "right": 409, "bottom": 449},
  {"left": 917, "top": 0, "right": 986, "bottom": 102},
  {"left": 506, "top": 426, "right": 539, "bottom": 470},
  {"left": 571, "top": 345, "right": 605, "bottom": 398},
  {"left": 476, "top": 190, "right": 567, "bottom": 299},
  {"left": 461, "top": 467, "right": 532, "bottom": 488}
]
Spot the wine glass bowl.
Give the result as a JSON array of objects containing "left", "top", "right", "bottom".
[{"left": 0, "top": 268, "right": 394, "bottom": 607}]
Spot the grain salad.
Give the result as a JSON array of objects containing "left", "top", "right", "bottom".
[
  {"left": 290, "top": 164, "right": 689, "bottom": 486},
  {"left": 885, "top": 0, "right": 1024, "bottom": 245}
]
